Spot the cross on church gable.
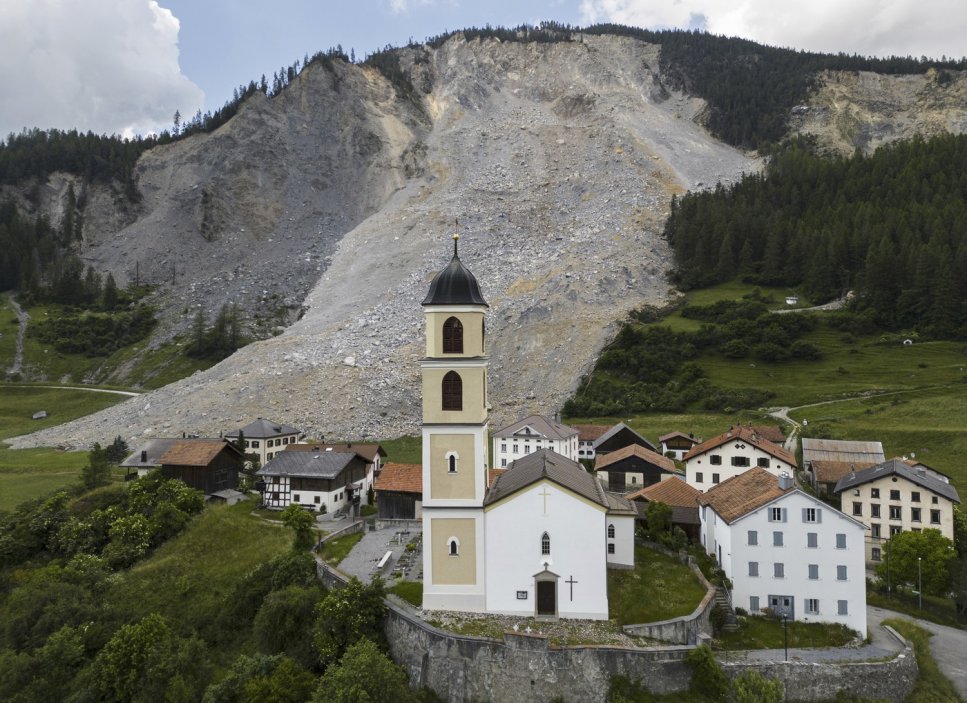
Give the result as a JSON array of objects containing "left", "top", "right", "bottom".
[{"left": 538, "top": 486, "right": 552, "bottom": 515}]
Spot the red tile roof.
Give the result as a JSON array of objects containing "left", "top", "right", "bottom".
[
  {"left": 626, "top": 476, "right": 700, "bottom": 508},
  {"left": 683, "top": 425, "right": 796, "bottom": 467},
  {"left": 573, "top": 424, "right": 610, "bottom": 442},
  {"left": 697, "top": 467, "right": 793, "bottom": 524},
  {"left": 810, "top": 460, "right": 875, "bottom": 485},
  {"left": 374, "top": 463, "right": 422, "bottom": 494},
  {"left": 658, "top": 431, "right": 700, "bottom": 445},
  {"left": 159, "top": 439, "right": 240, "bottom": 466}
]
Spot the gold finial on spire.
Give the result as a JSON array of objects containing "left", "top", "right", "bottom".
[{"left": 453, "top": 219, "right": 459, "bottom": 256}]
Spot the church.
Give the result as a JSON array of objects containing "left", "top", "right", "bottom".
[{"left": 420, "top": 236, "right": 636, "bottom": 620}]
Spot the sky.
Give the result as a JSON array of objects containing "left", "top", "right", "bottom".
[{"left": 1, "top": 0, "right": 966, "bottom": 139}]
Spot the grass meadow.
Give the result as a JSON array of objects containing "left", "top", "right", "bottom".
[{"left": 608, "top": 546, "right": 708, "bottom": 625}]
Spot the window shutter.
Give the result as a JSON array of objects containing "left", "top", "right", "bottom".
[
  {"left": 817, "top": 508, "right": 822, "bottom": 523},
  {"left": 802, "top": 508, "right": 808, "bottom": 522},
  {"left": 782, "top": 508, "right": 787, "bottom": 523}
]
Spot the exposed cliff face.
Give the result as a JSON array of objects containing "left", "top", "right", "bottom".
[{"left": 10, "top": 35, "right": 967, "bottom": 449}]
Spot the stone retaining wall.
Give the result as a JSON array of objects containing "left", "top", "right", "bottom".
[
  {"left": 623, "top": 559, "right": 715, "bottom": 645},
  {"left": 314, "top": 561, "right": 918, "bottom": 703}
]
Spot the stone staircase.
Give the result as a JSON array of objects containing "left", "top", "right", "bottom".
[{"left": 714, "top": 585, "right": 739, "bottom": 631}]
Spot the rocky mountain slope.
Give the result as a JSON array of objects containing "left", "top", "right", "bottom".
[{"left": 10, "top": 34, "right": 967, "bottom": 449}]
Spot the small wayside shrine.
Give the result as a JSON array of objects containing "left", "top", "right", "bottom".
[{"left": 420, "top": 235, "right": 636, "bottom": 620}]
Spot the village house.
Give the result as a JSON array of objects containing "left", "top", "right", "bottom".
[
  {"left": 285, "top": 442, "right": 385, "bottom": 502},
  {"left": 834, "top": 458, "right": 961, "bottom": 564},
  {"left": 625, "top": 475, "right": 701, "bottom": 542},
  {"left": 594, "top": 444, "right": 680, "bottom": 492},
  {"left": 802, "top": 437, "right": 885, "bottom": 496},
  {"left": 658, "top": 431, "right": 700, "bottom": 461},
  {"left": 256, "top": 449, "right": 369, "bottom": 514},
  {"left": 573, "top": 424, "right": 610, "bottom": 461},
  {"left": 224, "top": 417, "right": 303, "bottom": 466},
  {"left": 120, "top": 438, "right": 182, "bottom": 478},
  {"left": 592, "top": 422, "right": 656, "bottom": 456},
  {"left": 157, "top": 438, "right": 245, "bottom": 496},
  {"left": 684, "top": 425, "right": 797, "bottom": 492},
  {"left": 374, "top": 462, "right": 423, "bottom": 520},
  {"left": 492, "top": 414, "right": 579, "bottom": 468},
  {"left": 699, "top": 468, "right": 867, "bottom": 637}
]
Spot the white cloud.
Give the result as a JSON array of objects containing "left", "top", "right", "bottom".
[
  {"left": 579, "top": 0, "right": 967, "bottom": 60},
  {"left": 0, "top": 0, "right": 204, "bottom": 138},
  {"left": 389, "top": 0, "right": 439, "bottom": 14}
]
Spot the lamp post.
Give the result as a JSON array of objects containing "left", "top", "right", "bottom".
[
  {"left": 886, "top": 539, "right": 891, "bottom": 597},
  {"left": 918, "top": 557, "right": 923, "bottom": 610},
  {"left": 782, "top": 614, "right": 788, "bottom": 661}
]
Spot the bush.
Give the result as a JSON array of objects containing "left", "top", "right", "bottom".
[{"left": 685, "top": 644, "right": 729, "bottom": 700}]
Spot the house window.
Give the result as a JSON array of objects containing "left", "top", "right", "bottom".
[
  {"left": 836, "top": 533, "right": 846, "bottom": 549},
  {"left": 293, "top": 494, "right": 301, "bottom": 502},
  {"left": 607, "top": 524, "right": 615, "bottom": 539},
  {"left": 712, "top": 473, "right": 720, "bottom": 484},
  {"left": 750, "top": 596, "right": 760, "bottom": 612},
  {"left": 501, "top": 458, "right": 507, "bottom": 467},
  {"left": 695, "top": 472, "right": 704, "bottom": 483},
  {"left": 448, "top": 538, "right": 459, "bottom": 556},
  {"left": 774, "top": 563, "right": 784, "bottom": 578},
  {"left": 838, "top": 600, "right": 848, "bottom": 616},
  {"left": 872, "top": 547, "right": 881, "bottom": 561},
  {"left": 871, "top": 488, "right": 880, "bottom": 498},
  {"left": 890, "top": 526, "right": 902, "bottom": 536},
  {"left": 889, "top": 506, "right": 902, "bottom": 520},
  {"left": 808, "top": 564, "right": 819, "bottom": 580},
  {"left": 871, "top": 524, "right": 881, "bottom": 538},
  {"left": 932, "top": 496, "right": 939, "bottom": 504},
  {"left": 501, "top": 443, "right": 507, "bottom": 452},
  {"left": 757, "top": 457, "right": 770, "bottom": 468},
  {"left": 803, "top": 507, "right": 820, "bottom": 523},
  {"left": 314, "top": 496, "right": 320, "bottom": 504},
  {"left": 442, "top": 371, "right": 462, "bottom": 411},
  {"left": 731, "top": 456, "right": 750, "bottom": 467},
  {"left": 749, "top": 562, "right": 759, "bottom": 577},
  {"left": 773, "top": 531, "right": 784, "bottom": 547},
  {"left": 710, "top": 455, "right": 722, "bottom": 465},
  {"left": 513, "top": 444, "right": 518, "bottom": 453},
  {"left": 890, "top": 489, "right": 900, "bottom": 501},
  {"left": 442, "top": 316, "right": 464, "bottom": 353},
  {"left": 930, "top": 510, "right": 941, "bottom": 524},
  {"left": 541, "top": 532, "right": 551, "bottom": 556},
  {"left": 871, "top": 504, "right": 881, "bottom": 518},
  {"left": 807, "top": 532, "right": 818, "bottom": 548},
  {"left": 837, "top": 565, "right": 847, "bottom": 581},
  {"left": 607, "top": 543, "right": 615, "bottom": 554},
  {"left": 769, "top": 507, "right": 786, "bottom": 522},
  {"left": 911, "top": 491, "right": 920, "bottom": 502},
  {"left": 911, "top": 508, "right": 921, "bottom": 522},
  {"left": 852, "top": 502, "right": 862, "bottom": 516},
  {"left": 252, "top": 440, "right": 260, "bottom": 448},
  {"left": 748, "top": 530, "right": 758, "bottom": 546},
  {"left": 806, "top": 599, "right": 819, "bottom": 614}
]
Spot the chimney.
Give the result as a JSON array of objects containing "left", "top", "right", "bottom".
[
  {"left": 849, "top": 463, "right": 856, "bottom": 478},
  {"left": 140, "top": 450, "right": 147, "bottom": 463},
  {"left": 778, "top": 472, "right": 794, "bottom": 490}
]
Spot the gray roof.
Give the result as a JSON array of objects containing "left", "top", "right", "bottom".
[
  {"left": 493, "top": 414, "right": 578, "bottom": 441},
  {"left": 485, "top": 449, "right": 633, "bottom": 515},
  {"left": 834, "top": 458, "right": 961, "bottom": 504},
  {"left": 225, "top": 418, "right": 302, "bottom": 439},
  {"left": 593, "top": 423, "right": 656, "bottom": 452},
  {"left": 802, "top": 438, "right": 885, "bottom": 465},
  {"left": 120, "top": 438, "right": 181, "bottom": 468},
  {"left": 256, "top": 451, "right": 356, "bottom": 479}
]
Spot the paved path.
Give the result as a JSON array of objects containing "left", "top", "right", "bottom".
[
  {"left": 876, "top": 607, "right": 967, "bottom": 700},
  {"left": 337, "top": 522, "right": 422, "bottom": 584}
]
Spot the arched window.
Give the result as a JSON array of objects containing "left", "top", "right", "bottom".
[
  {"left": 447, "top": 452, "right": 458, "bottom": 473},
  {"left": 442, "top": 371, "right": 462, "bottom": 411},
  {"left": 607, "top": 523, "right": 615, "bottom": 539},
  {"left": 448, "top": 537, "right": 459, "bottom": 556},
  {"left": 443, "top": 316, "right": 463, "bottom": 353},
  {"left": 541, "top": 532, "right": 551, "bottom": 556}
]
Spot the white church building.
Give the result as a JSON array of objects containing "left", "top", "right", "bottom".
[{"left": 420, "top": 237, "right": 636, "bottom": 620}]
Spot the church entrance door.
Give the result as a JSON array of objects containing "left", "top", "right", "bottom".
[{"left": 536, "top": 580, "right": 556, "bottom": 616}]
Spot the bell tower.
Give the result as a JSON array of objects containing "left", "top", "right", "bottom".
[{"left": 421, "top": 234, "right": 489, "bottom": 612}]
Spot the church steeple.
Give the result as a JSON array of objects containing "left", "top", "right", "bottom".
[{"left": 421, "top": 234, "right": 490, "bottom": 613}]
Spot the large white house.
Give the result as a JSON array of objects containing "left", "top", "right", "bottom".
[
  {"left": 834, "top": 458, "right": 961, "bottom": 565},
  {"left": 256, "top": 450, "right": 369, "bottom": 514},
  {"left": 420, "top": 237, "right": 635, "bottom": 619},
  {"left": 698, "top": 468, "right": 867, "bottom": 637},
  {"left": 492, "top": 415, "right": 580, "bottom": 468},
  {"left": 684, "top": 425, "right": 797, "bottom": 492},
  {"left": 225, "top": 418, "right": 303, "bottom": 466}
]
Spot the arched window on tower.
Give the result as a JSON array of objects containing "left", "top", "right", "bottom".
[
  {"left": 442, "top": 371, "right": 462, "bottom": 411},
  {"left": 447, "top": 452, "right": 459, "bottom": 473},
  {"left": 541, "top": 532, "right": 551, "bottom": 556},
  {"left": 448, "top": 537, "right": 460, "bottom": 556},
  {"left": 443, "top": 316, "right": 463, "bottom": 353}
]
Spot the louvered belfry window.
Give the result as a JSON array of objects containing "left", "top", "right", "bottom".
[
  {"left": 442, "top": 371, "right": 462, "bottom": 411},
  {"left": 443, "top": 316, "right": 463, "bottom": 353}
]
